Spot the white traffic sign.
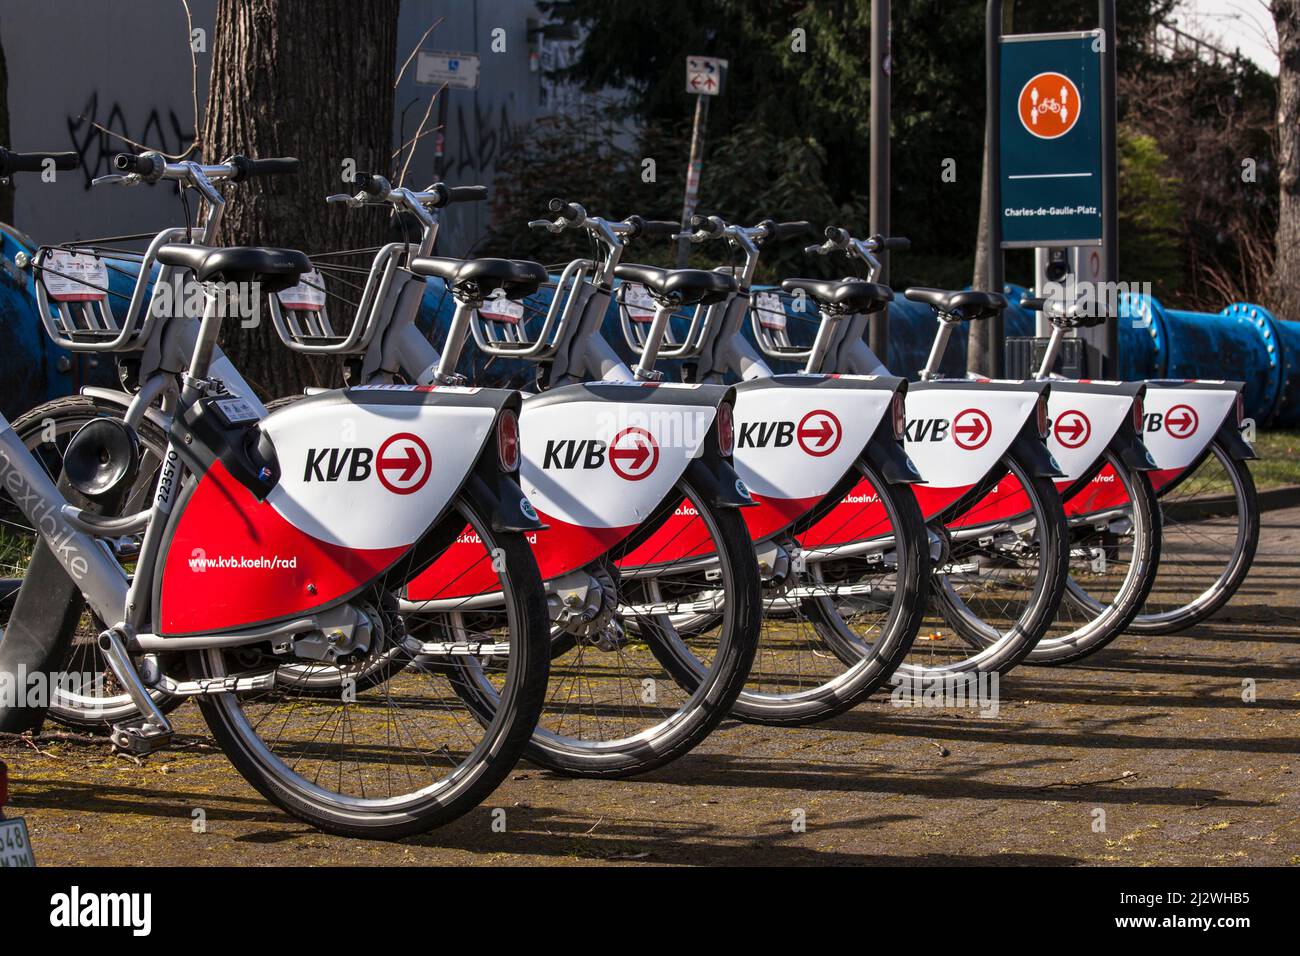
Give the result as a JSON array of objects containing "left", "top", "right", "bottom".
[
  {"left": 686, "top": 56, "right": 727, "bottom": 96},
  {"left": 416, "top": 51, "right": 481, "bottom": 90}
]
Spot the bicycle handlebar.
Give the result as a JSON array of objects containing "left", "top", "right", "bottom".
[
  {"left": 625, "top": 216, "right": 679, "bottom": 239},
  {"left": 548, "top": 198, "right": 584, "bottom": 223},
  {"left": 760, "top": 220, "right": 813, "bottom": 242},
  {"left": 0, "top": 147, "right": 78, "bottom": 177},
  {"left": 228, "top": 155, "right": 299, "bottom": 181}
]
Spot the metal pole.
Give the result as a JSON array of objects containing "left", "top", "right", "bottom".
[
  {"left": 1098, "top": 0, "right": 1119, "bottom": 376},
  {"left": 869, "top": 0, "right": 891, "bottom": 363},
  {"left": 677, "top": 94, "right": 710, "bottom": 268},
  {"left": 986, "top": 0, "right": 1004, "bottom": 377}
]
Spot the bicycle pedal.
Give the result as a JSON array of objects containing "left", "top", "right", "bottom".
[{"left": 109, "top": 718, "right": 173, "bottom": 756}]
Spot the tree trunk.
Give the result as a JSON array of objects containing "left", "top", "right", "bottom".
[
  {"left": 1271, "top": 0, "right": 1300, "bottom": 323},
  {"left": 201, "top": 0, "right": 399, "bottom": 396}
]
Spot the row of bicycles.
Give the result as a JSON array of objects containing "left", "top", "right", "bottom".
[{"left": 0, "top": 146, "right": 1259, "bottom": 838}]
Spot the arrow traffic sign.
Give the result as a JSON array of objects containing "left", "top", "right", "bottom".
[{"left": 686, "top": 56, "right": 728, "bottom": 96}]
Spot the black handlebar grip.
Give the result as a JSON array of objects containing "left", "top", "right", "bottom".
[
  {"left": 870, "top": 234, "right": 911, "bottom": 251},
  {"left": 641, "top": 219, "right": 680, "bottom": 238},
  {"left": 113, "top": 153, "right": 155, "bottom": 174},
  {"left": 447, "top": 185, "right": 488, "bottom": 204},
  {"left": 1019, "top": 296, "right": 1046, "bottom": 311},
  {"left": 228, "top": 155, "right": 299, "bottom": 182},
  {"left": 690, "top": 215, "right": 722, "bottom": 235},
  {"left": 548, "top": 198, "right": 582, "bottom": 222},
  {"left": 769, "top": 220, "right": 813, "bottom": 241},
  {"left": 350, "top": 172, "right": 386, "bottom": 196},
  {"left": 0, "top": 148, "right": 79, "bottom": 175}
]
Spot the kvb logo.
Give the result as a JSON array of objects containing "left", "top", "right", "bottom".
[
  {"left": 303, "top": 432, "right": 432, "bottom": 495},
  {"left": 1053, "top": 409, "right": 1092, "bottom": 449},
  {"left": 905, "top": 417, "right": 950, "bottom": 443},
  {"left": 952, "top": 409, "right": 992, "bottom": 451},
  {"left": 1018, "top": 71, "right": 1081, "bottom": 139},
  {"left": 609, "top": 427, "right": 659, "bottom": 480},
  {"left": 1160, "top": 403, "right": 1199, "bottom": 440},
  {"left": 796, "top": 409, "right": 842, "bottom": 457},
  {"left": 376, "top": 433, "right": 433, "bottom": 494}
]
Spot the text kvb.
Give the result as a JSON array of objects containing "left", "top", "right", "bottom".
[
  {"left": 303, "top": 447, "right": 374, "bottom": 482},
  {"left": 543, "top": 439, "right": 608, "bottom": 469},
  {"left": 737, "top": 420, "right": 795, "bottom": 448},
  {"left": 904, "top": 418, "right": 950, "bottom": 442}
]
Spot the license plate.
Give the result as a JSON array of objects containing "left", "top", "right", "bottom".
[{"left": 0, "top": 817, "right": 36, "bottom": 867}]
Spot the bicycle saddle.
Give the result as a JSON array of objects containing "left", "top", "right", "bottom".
[
  {"left": 156, "top": 244, "right": 312, "bottom": 292},
  {"left": 408, "top": 256, "right": 548, "bottom": 301},
  {"left": 613, "top": 264, "right": 736, "bottom": 305},
  {"left": 780, "top": 278, "right": 893, "bottom": 315},
  {"left": 904, "top": 287, "right": 1006, "bottom": 322}
]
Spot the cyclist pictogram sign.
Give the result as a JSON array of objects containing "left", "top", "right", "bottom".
[
  {"left": 377, "top": 433, "right": 433, "bottom": 494},
  {"left": 952, "top": 409, "right": 993, "bottom": 451},
  {"left": 609, "top": 427, "right": 660, "bottom": 480},
  {"left": 1165, "top": 404, "right": 1199, "bottom": 440},
  {"left": 1054, "top": 409, "right": 1091, "bottom": 449},
  {"left": 796, "top": 409, "right": 842, "bottom": 457},
  {"left": 1018, "top": 72, "right": 1081, "bottom": 139}
]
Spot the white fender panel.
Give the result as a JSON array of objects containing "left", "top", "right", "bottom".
[
  {"left": 730, "top": 378, "right": 890, "bottom": 501},
  {"left": 1142, "top": 385, "right": 1236, "bottom": 470},
  {"left": 1045, "top": 388, "right": 1134, "bottom": 481},
  {"left": 904, "top": 386, "right": 1041, "bottom": 487},
  {"left": 261, "top": 396, "right": 494, "bottom": 549},
  {"left": 519, "top": 391, "right": 715, "bottom": 530}
]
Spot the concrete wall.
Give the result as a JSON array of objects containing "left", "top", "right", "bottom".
[{"left": 0, "top": 0, "right": 588, "bottom": 253}]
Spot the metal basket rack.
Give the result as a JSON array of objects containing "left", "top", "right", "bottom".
[
  {"left": 749, "top": 287, "right": 824, "bottom": 362},
  {"left": 268, "top": 242, "right": 415, "bottom": 356},
  {"left": 31, "top": 227, "right": 202, "bottom": 353}
]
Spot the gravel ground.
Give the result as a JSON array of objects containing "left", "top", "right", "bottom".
[{"left": 4, "top": 507, "right": 1297, "bottom": 867}]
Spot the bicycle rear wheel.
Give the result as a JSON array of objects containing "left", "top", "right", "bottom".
[
  {"left": 909, "top": 447, "right": 1069, "bottom": 677},
  {"left": 726, "top": 457, "right": 929, "bottom": 725},
  {"left": 1128, "top": 436, "right": 1258, "bottom": 633},
  {"left": 194, "top": 485, "right": 549, "bottom": 839},
  {"left": 1026, "top": 450, "right": 1161, "bottom": 664},
  {"left": 448, "top": 471, "right": 761, "bottom": 778}
]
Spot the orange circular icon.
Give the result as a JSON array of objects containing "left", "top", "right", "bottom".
[{"left": 1018, "top": 72, "right": 1081, "bottom": 139}]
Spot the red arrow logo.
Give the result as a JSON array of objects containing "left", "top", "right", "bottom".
[
  {"left": 1165, "top": 404, "right": 1199, "bottom": 439},
  {"left": 376, "top": 433, "right": 432, "bottom": 494},
  {"left": 1054, "top": 409, "right": 1091, "bottom": 449},
  {"left": 796, "top": 409, "right": 842, "bottom": 457},
  {"left": 609, "top": 427, "right": 659, "bottom": 480},
  {"left": 952, "top": 409, "right": 992, "bottom": 451}
]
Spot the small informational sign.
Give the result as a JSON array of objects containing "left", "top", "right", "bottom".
[
  {"left": 753, "top": 291, "right": 787, "bottom": 330},
  {"left": 416, "top": 50, "right": 481, "bottom": 90},
  {"left": 999, "top": 31, "right": 1103, "bottom": 247},
  {"left": 479, "top": 294, "right": 525, "bottom": 324},
  {"left": 686, "top": 56, "right": 727, "bottom": 96},
  {"left": 622, "top": 282, "right": 657, "bottom": 322},
  {"left": 277, "top": 269, "right": 327, "bottom": 311},
  {"left": 41, "top": 249, "right": 107, "bottom": 301},
  {"left": 0, "top": 817, "right": 36, "bottom": 867}
]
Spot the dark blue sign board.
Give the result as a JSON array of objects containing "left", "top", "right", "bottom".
[{"left": 999, "top": 31, "right": 1103, "bottom": 248}]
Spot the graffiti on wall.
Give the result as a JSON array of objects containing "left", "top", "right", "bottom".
[{"left": 66, "top": 93, "right": 196, "bottom": 187}]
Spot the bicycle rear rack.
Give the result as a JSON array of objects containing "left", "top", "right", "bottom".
[
  {"left": 32, "top": 227, "right": 197, "bottom": 353},
  {"left": 467, "top": 257, "right": 591, "bottom": 362},
  {"left": 269, "top": 242, "right": 412, "bottom": 356},
  {"left": 750, "top": 287, "right": 821, "bottom": 362}
]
